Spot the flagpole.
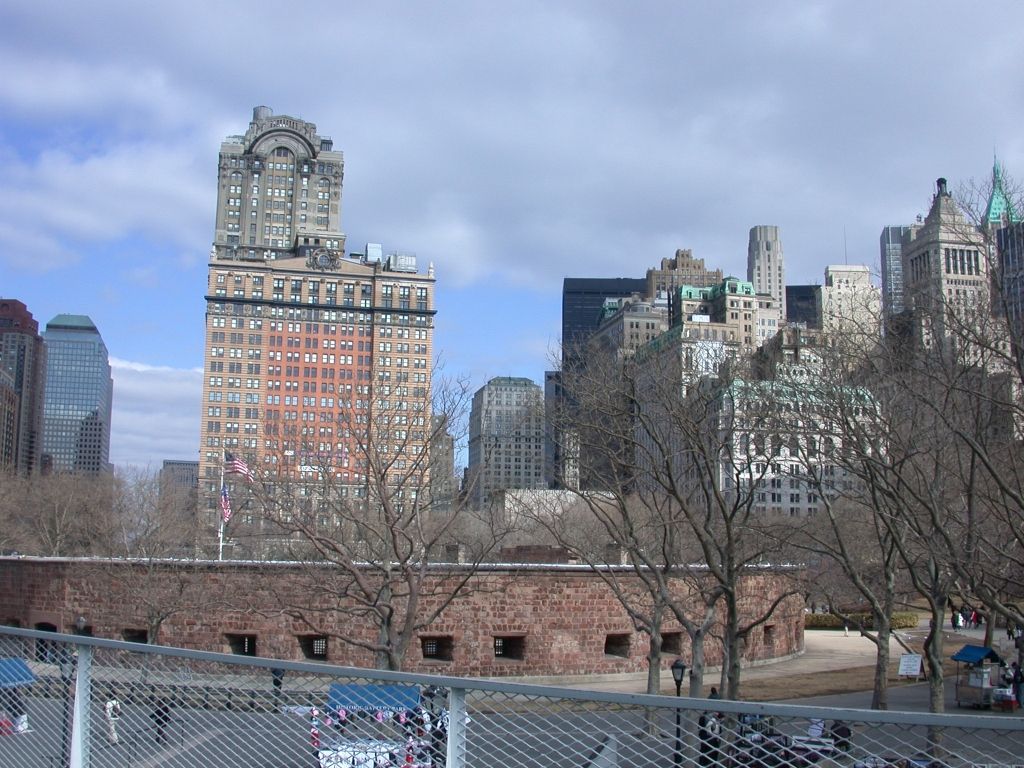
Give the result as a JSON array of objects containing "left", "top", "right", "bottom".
[{"left": 218, "top": 455, "right": 225, "bottom": 562}]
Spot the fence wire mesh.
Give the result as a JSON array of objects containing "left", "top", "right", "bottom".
[{"left": 0, "top": 627, "right": 1020, "bottom": 768}]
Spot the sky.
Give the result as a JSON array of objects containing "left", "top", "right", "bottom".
[{"left": 3, "top": 1, "right": 1023, "bottom": 469}]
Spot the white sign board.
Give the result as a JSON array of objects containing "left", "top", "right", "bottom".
[{"left": 898, "top": 653, "right": 923, "bottom": 677}]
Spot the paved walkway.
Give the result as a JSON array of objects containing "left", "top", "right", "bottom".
[{"left": 531, "top": 621, "right": 1020, "bottom": 698}]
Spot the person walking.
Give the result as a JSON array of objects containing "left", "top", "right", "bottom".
[
  {"left": 1010, "top": 661, "right": 1024, "bottom": 707},
  {"left": 104, "top": 698, "right": 121, "bottom": 744},
  {"left": 150, "top": 697, "right": 171, "bottom": 745},
  {"left": 698, "top": 712, "right": 722, "bottom": 768}
]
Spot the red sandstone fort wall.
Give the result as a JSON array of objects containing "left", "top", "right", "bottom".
[{"left": 0, "top": 558, "right": 803, "bottom": 677}]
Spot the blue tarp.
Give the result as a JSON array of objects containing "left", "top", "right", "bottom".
[
  {"left": 326, "top": 683, "right": 420, "bottom": 713},
  {"left": 0, "top": 659, "right": 35, "bottom": 689},
  {"left": 951, "top": 645, "right": 1003, "bottom": 665}
]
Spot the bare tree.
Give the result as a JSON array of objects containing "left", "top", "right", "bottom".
[
  {"left": 88, "top": 467, "right": 221, "bottom": 644},
  {"left": 244, "top": 372, "right": 513, "bottom": 670},
  {"left": 554, "top": 339, "right": 803, "bottom": 700},
  {"left": 0, "top": 471, "right": 116, "bottom": 556}
]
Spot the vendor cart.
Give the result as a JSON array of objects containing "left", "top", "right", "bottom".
[
  {"left": 305, "top": 684, "right": 438, "bottom": 768},
  {"left": 951, "top": 645, "right": 1003, "bottom": 709}
]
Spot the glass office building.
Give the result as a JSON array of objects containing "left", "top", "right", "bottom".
[{"left": 41, "top": 314, "right": 113, "bottom": 474}]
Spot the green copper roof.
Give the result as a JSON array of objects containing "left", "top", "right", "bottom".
[{"left": 985, "top": 158, "right": 1021, "bottom": 225}]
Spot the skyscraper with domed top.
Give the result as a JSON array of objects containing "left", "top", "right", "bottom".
[{"left": 199, "top": 106, "right": 436, "bottom": 557}]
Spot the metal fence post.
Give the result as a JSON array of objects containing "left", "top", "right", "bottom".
[
  {"left": 69, "top": 644, "right": 92, "bottom": 768},
  {"left": 446, "top": 685, "right": 467, "bottom": 768}
]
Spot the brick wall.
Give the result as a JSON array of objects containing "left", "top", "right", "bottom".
[{"left": 0, "top": 558, "right": 803, "bottom": 677}]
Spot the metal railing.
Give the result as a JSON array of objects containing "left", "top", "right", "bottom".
[{"left": 0, "top": 626, "right": 1021, "bottom": 768}]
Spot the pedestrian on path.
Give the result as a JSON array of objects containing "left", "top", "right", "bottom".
[
  {"left": 150, "top": 696, "right": 171, "bottom": 745},
  {"left": 698, "top": 712, "right": 722, "bottom": 768},
  {"left": 104, "top": 699, "right": 121, "bottom": 744}
]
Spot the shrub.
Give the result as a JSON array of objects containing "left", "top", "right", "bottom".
[{"left": 804, "top": 612, "right": 918, "bottom": 630}]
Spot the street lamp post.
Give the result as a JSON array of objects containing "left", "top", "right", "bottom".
[{"left": 671, "top": 658, "right": 688, "bottom": 768}]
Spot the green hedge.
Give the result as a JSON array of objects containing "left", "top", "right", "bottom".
[{"left": 804, "top": 611, "right": 918, "bottom": 630}]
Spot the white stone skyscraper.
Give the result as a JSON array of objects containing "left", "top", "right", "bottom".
[
  {"left": 747, "top": 226, "right": 786, "bottom": 321},
  {"left": 901, "top": 177, "right": 989, "bottom": 349}
]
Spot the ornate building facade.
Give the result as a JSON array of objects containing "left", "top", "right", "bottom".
[{"left": 199, "top": 107, "right": 435, "bottom": 554}]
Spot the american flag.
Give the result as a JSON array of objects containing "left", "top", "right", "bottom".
[
  {"left": 224, "top": 451, "right": 255, "bottom": 481},
  {"left": 220, "top": 485, "right": 232, "bottom": 524}
]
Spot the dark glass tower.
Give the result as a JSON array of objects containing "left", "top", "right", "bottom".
[
  {"left": 41, "top": 314, "right": 113, "bottom": 474},
  {"left": 561, "top": 277, "right": 645, "bottom": 367}
]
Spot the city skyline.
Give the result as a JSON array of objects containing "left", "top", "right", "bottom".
[{"left": 3, "top": 1, "right": 1023, "bottom": 467}]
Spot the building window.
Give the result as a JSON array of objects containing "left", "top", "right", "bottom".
[
  {"left": 420, "top": 636, "right": 454, "bottom": 661},
  {"left": 604, "top": 633, "right": 630, "bottom": 658},
  {"left": 225, "top": 633, "right": 257, "bottom": 656},
  {"left": 764, "top": 624, "right": 775, "bottom": 647},
  {"left": 493, "top": 635, "right": 525, "bottom": 660},
  {"left": 298, "top": 634, "right": 329, "bottom": 660},
  {"left": 122, "top": 628, "right": 148, "bottom": 644},
  {"left": 661, "top": 632, "right": 683, "bottom": 655},
  {"left": 33, "top": 622, "right": 59, "bottom": 664}
]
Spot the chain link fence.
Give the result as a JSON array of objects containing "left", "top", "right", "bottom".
[{"left": 0, "top": 626, "right": 1020, "bottom": 768}]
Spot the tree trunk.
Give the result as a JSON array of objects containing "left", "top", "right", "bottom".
[
  {"left": 723, "top": 600, "right": 743, "bottom": 700},
  {"left": 688, "top": 631, "right": 707, "bottom": 698},
  {"left": 646, "top": 639, "right": 662, "bottom": 696},
  {"left": 923, "top": 609, "right": 946, "bottom": 715},
  {"left": 871, "top": 614, "right": 892, "bottom": 710}
]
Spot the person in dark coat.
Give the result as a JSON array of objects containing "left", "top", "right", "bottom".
[
  {"left": 150, "top": 697, "right": 171, "bottom": 744},
  {"left": 830, "top": 720, "right": 852, "bottom": 751}
]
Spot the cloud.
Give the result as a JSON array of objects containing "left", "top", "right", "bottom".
[
  {"left": 3, "top": 0, "right": 1024, "bottom": 463},
  {"left": 0, "top": 140, "right": 211, "bottom": 274},
  {"left": 109, "top": 358, "right": 202, "bottom": 469}
]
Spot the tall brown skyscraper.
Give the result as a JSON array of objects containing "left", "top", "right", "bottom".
[
  {"left": 0, "top": 300, "right": 46, "bottom": 474},
  {"left": 199, "top": 107, "right": 436, "bottom": 555}
]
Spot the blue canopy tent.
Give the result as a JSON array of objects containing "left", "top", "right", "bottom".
[
  {"left": 951, "top": 645, "right": 1003, "bottom": 665},
  {"left": 0, "top": 658, "right": 35, "bottom": 689}
]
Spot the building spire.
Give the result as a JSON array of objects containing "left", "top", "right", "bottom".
[{"left": 985, "top": 154, "right": 1020, "bottom": 227}]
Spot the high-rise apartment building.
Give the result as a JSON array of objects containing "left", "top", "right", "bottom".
[
  {"left": 199, "top": 107, "right": 436, "bottom": 551},
  {"left": 590, "top": 294, "right": 670, "bottom": 359},
  {"left": 747, "top": 226, "right": 786, "bottom": 321},
  {"left": 880, "top": 226, "right": 912, "bottom": 319},
  {"left": 645, "top": 249, "right": 723, "bottom": 299},
  {"left": 41, "top": 314, "right": 113, "bottom": 474},
  {"left": 817, "top": 265, "right": 881, "bottom": 338},
  {"left": 0, "top": 368, "right": 16, "bottom": 470},
  {"left": 0, "top": 300, "right": 47, "bottom": 474},
  {"left": 467, "top": 377, "right": 545, "bottom": 508},
  {"left": 670, "top": 276, "right": 779, "bottom": 351}
]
